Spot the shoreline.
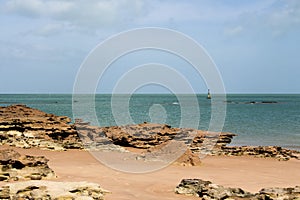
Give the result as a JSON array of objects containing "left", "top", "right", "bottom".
[
  {"left": 0, "top": 104, "right": 299, "bottom": 199},
  {"left": 1, "top": 146, "right": 299, "bottom": 199}
]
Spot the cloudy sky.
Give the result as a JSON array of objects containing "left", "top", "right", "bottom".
[{"left": 0, "top": 0, "right": 299, "bottom": 93}]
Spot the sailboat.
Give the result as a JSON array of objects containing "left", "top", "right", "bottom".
[{"left": 207, "top": 89, "right": 211, "bottom": 99}]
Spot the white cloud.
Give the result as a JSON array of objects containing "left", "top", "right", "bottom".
[
  {"left": 3, "top": 0, "right": 148, "bottom": 29},
  {"left": 4, "top": 0, "right": 293, "bottom": 33},
  {"left": 266, "top": 0, "right": 300, "bottom": 35},
  {"left": 224, "top": 26, "right": 243, "bottom": 36},
  {"left": 5, "top": 0, "right": 73, "bottom": 17},
  {"left": 37, "top": 23, "right": 64, "bottom": 36}
]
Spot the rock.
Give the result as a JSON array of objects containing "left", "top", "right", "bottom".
[
  {"left": 215, "top": 146, "right": 299, "bottom": 161},
  {"left": 1, "top": 105, "right": 298, "bottom": 161},
  {"left": 190, "top": 131, "right": 236, "bottom": 151},
  {"left": 173, "top": 149, "right": 201, "bottom": 166},
  {"left": 0, "top": 186, "right": 10, "bottom": 199},
  {"left": 0, "top": 149, "right": 55, "bottom": 181},
  {"left": 226, "top": 101, "right": 278, "bottom": 104},
  {"left": 0, "top": 181, "right": 109, "bottom": 200},
  {"left": 101, "top": 123, "right": 235, "bottom": 151},
  {"left": 102, "top": 123, "right": 181, "bottom": 149},
  {"left": 175, "top": 179, "right": 253, "bottom": 199},
  {"left": 0, "top": 149, "right": 21, "bottom": 161},
  {"left": 258, "top": 186, "right": 300, "bottom": 199},
  {"left": 175, "top": 179, "right": 300, "bottom": 200},
  {"left": 0, "top": 104, "right": 83, "bottom": 150}
]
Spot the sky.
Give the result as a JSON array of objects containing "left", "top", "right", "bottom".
[{"left": 0, "top": 0, "right": 300, "bottom": 94}]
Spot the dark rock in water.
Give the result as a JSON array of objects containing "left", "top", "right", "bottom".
[
  {"left": 0, "top": 149, "right": 55, "bottom": 181},
  {"left": 261, "top": 101, "right": 278, "bottom": 104},
  {"left": 175, "top": 179, "right": 300, "bottom": 199},
  {"left": 245, "top": 101, "right": 257, "bottom": 104},
  {"left": 226, "top": 101, "right": 278, "bottom": 105}
]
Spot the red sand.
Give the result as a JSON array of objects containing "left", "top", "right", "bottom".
[{"left": 1, "top": 146, "right": 299, "bottom": 200}]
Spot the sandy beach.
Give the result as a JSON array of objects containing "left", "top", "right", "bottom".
[{"left": 1, "top": 146, "right": 299, "bottom": 200}]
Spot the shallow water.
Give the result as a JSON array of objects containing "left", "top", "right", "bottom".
[{"left": 0, "top": 94, "right": 299, "bottom": 150}]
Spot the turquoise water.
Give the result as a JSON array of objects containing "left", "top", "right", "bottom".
[{"left": 0, "top": 94, "right": 299, "bottom": 150}]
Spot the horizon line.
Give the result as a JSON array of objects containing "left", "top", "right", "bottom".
[{"left": 0, "top": 92, "right": 300, "bottom": 95}]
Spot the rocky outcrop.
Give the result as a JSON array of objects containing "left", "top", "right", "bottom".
[
  {"left": 102, "top": 123, "right": 184, "bottom": 149},
  {"left": 74, "top": 119, "right": 128, "bottom": 153},
  {"left": 175, "top": 179, "right": 300, "bottom": 200},
  {"left": 173, "top": 149, "right": 202, "bottom": 166},
  {"left": 0, "top": 105, "right": 298, "bottom": 161},
  {"left": 101, "top": 123, "right": 235, "bottom": 150},
  {"left": 213, "top": 146, "right": 300, "bottom": 161},
  {"left": 0, "top": 104, "right": 82, "bottom": 150},
  {"left": 0, "top": 181, "right": 109, "bottom": 199},
  {"left": 0, "top": 149, "right": 55, "bottom": 181}
]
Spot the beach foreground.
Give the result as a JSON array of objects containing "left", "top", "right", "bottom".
[{"left": 1, "top": 146, "right": 299, "bottom": 200}]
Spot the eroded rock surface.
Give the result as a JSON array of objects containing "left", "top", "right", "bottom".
[
  {"left": 0, "top": 181, "right": 109, "bottom": 199},
  {"left": 102, "top": 123, "right": 187, "bottom": 149},
  {"left": 101, "top": 123, "right": 235, "bottom": 151},
  {"left": 175, "top": 179, "right": 300, "bottom": 200},
  {"left": 0, "top": 104, "right": 82, "bottom": 150},
  {"left": 0, "top": 105, "right": 298, "bottom": 161},
  {"left": 215, "top": 146, "right": 300, "bottom": 161},
  {"left": 0, "top": 149, "right": 55, "bottom": 181},
  {"left": 173, "top": 149, "right": 202, "bottom": 166}
]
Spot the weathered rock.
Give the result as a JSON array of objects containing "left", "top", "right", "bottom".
[
  {"left": 0, "top": 149, "right": 21, "bottom": 161},
  {"left": 74, "top": 120, "right": 129, "bottom": 153},
  {"left": 101, "top": 123, "right": 235, "bottom": 151},
  {"left": 173, "top": 149, "right": 201, "bottom": 166},
  {"left": 175, "top": 179, "right": 300, "bottom": 200},
  {"left": 0, "top": 104, "right": 83, "bottom": 150},
  {"left": 214, "top": 146, "right": 300, "bottom": 161},
  {"left": 258, "top": 186, "right": 300, "bottom": 199},
  {"left": 0, "top": 149, "right": 55, "bottom": 181},
  {"left": 191, "top": 131, "right": 236, "bottom": 149},
  {"left": 102, "top": 123, "right": 181, "bottom": 149},
  {"left": 0, "top": 181, "right": 109, "bottom": 199},
  {"left": 175, "top": 179, "right": 253, "bottom": 199},
  {"left": 1, "top": 105, "right": 298, "bottom": 161}
]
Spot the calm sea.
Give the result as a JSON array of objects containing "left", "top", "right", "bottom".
[{"left": 0, "top": 94, "right": 299, "bottom": 150}]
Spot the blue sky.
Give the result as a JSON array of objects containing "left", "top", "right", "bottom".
[{"left": 0, "top": 0, "right": 299, "bottom": 94}]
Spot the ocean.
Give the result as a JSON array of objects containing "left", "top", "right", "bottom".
[{"left": 0, "top": 94, "right": 299, "bottom": 150}]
